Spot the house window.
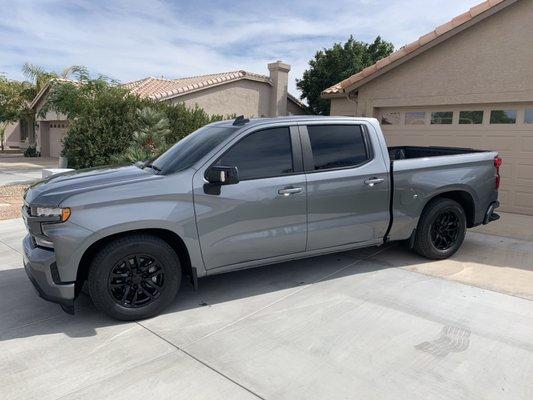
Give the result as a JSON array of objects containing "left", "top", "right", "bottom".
[
  {"left": 490, "top": 109, "right": 516, "bottom": 124},
  {"left": 459, "top": 111, "right": 483, "bottom": 124},
  {"left": 431, "top": 112, "right": 453, "bottom": 125},
  {"left": 405, "top": 112, "right": 426, "bottom": 125},
  {"left": 379, "top": 111, "right": 401, "bottom": 125},
  {"left": 525, "top": 109, "right": 533, "bottom": 124}
]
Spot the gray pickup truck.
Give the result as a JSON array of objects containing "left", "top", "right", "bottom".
[{"left": 22, "top": 116, "right": 501, "bottom": 320}]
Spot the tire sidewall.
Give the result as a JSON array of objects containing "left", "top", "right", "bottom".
[{"left": 89, "top": 237, "right": 181, "bottom": 320}]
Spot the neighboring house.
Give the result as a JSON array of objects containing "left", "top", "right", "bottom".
[
  {"left": 322, "top": 0, "right": 533, "bottom": 215},
  {"left": 4, "top": 116, "right": 35, "bottom": 150},
  {"left": 124, "top": 61, "right": 305, "bottom": 117},
  {"left": 27, "top": 61, "right": 305, "bottom": 158}
]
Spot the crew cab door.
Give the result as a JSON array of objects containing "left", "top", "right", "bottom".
[
  {"left": 300, "top": 123, "right": 390, "bottom": 250},
  {"left": 192, "top": 125, "right": 307, "bottom": 270}
]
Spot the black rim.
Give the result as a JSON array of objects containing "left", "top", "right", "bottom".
[
  {"left": 108, "top": 254, "right": 164, "bottom": 308},
  {"left": 430, "top": 211, "right": 460, "bottom": 251}
]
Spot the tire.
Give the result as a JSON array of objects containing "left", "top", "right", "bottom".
[
  {"left": 88, "top": 234, "right": 181, "bottom": 321},
  {"left": 413, "top": 198, "right": 466, "bottom": 260}
]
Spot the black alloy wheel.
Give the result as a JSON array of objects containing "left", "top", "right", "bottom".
[
  {"left": 108, "top": 254, "right": 165, "bottom": 308},
  {"left": 429, "top": 211, "right": 460, "bottom": 251}
]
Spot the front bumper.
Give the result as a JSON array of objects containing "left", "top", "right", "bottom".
[{"left": 23, "top": 234, "right": 75, "bottom": 313}]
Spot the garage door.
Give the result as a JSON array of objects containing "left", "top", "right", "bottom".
[
  {"left": 377, "top": 104, "right": 533, "bottom": 215},
  {"left": 49, "top": 122, "right": 67, "bottom": 158}
]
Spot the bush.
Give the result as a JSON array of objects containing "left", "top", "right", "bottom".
[
  {"left": 43, "top": 77, "right": 225, "bottom": 169},
  {"left": 24, "top": 145, "right": 41, "bottom": 157},
  {"left": 112, "top": 107, "right": 171, "bottom": 164}
]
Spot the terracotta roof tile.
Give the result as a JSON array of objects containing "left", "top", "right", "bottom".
[
  {"left": 322, "top": 0, "right": 514, "bottom": 96},
  {"left": 121, "top": 69, "right": 306, "bottom": 108},
  {"left": 122, "top": 70, "right": 271, "bottom": 100}
]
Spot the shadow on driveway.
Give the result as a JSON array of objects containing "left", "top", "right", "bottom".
[{"left": 0, "top": 245, "right": 392, "bottom": 342}]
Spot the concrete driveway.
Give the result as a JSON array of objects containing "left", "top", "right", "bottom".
[
  {"left": 1, "top": 214, "right": 532, "bottom": 399},
  {"left": 0, "top": 155, "right": 58, "bottom": 186}
]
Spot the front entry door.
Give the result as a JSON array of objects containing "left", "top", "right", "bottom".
[{"left": 193, "top": 126, "right": 307, "bottom": 270}]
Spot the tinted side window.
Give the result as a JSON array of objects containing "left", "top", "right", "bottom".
[
  {"left": 307, "top": 125, "right": 369, "bottom": 171},
  {"left": 216, "top": 127, "right": 293, "bottom": 180}
]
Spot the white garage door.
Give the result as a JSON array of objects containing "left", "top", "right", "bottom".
[
  {"left": 377, "top": 104, "right": 533, "bottom": 215},
  {"left": 49, "top": 122, "right": 67, "bottom": 158}
]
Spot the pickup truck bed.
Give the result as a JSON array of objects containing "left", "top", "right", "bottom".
[{"left": 388, "top": 146, "right": 485, "bottom": 160}]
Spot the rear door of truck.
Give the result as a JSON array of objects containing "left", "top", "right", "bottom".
[{"left": 298, "top": 121, "right": 390, "bottom": 250}]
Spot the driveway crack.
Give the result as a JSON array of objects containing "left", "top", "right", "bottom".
[{"left": 136, "top": 321, "right": 266, "bottom": 400}]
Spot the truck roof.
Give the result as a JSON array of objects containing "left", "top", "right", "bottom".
[{"left": 212, "top": 115, "right": 378, "bottom": 129}]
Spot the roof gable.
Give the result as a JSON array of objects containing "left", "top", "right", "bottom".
[{"left": 322, "top": 0, "right": 519, "bottom": 98}]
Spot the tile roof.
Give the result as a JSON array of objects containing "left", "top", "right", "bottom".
[
  {"left": 322, "top": 0, "right": 514, "bottom": 97},
  {"left": 123, "top": 70, "right": 271, "bottom": 100}
]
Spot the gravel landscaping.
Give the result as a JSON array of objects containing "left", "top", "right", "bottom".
[{"left": 0, "top": 184, "right": 28, "bottom": 220}]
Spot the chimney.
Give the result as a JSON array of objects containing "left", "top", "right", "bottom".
[{"left": 268, "top": 61, "right": 291, "bottom": 117}]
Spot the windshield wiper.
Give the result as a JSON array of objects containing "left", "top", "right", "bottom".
[{"left": 143, "top": 163, "right": 162, "bottom": 172}]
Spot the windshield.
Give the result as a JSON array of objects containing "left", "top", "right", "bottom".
[{"left": 152, "top": 125, "right": 238, "bottom": 173}]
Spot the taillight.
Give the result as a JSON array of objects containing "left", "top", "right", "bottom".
[{"left": 494, "top": 156, "right": 502, "bottom": 190}]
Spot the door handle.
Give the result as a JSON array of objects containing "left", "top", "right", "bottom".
[
  {"left": 278, "top": 187, "right": 303, "bottom": 196},
  {"left": 364, "top": 177, "right": 384, "bottom": 187}
]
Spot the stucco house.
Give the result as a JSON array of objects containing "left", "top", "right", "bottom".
[
  {"left": 4, "top": 119, "right": 32, "bottom": 149},
  {"left": 17, "top": 61, "right": 305, "bottom": 159},
  {"left": 322, "top": 0, "right": 533, "bottom": 215}
]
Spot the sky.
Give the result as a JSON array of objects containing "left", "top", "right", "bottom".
[{"left": 0, "top": 0, "right": 482, "bottom": 97}]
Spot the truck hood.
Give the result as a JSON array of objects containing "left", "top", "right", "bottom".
[{"left": 25, "top": 165, "right": 160, "bottom": 206}]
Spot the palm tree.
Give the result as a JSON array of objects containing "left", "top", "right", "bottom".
[
  {"left": 19, "top": 63, "right": 88, "bottom": 145},
  {"left": 22, "top": 63, "right": 88, "bottom": 96}
]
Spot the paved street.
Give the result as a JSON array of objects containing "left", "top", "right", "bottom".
[
  {"left": 0, "top": 155, "right": 58, "bottom": 186},
  {"left": 1, "top": 215, "right": 532, "bottom": 399}
]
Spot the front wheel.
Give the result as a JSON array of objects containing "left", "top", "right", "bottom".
[
  {"left": 88, "top": 234, "right": 181, "bottom": 320},
  {"left": 413, "top": 198, "right": 466, "bottom": 260}
]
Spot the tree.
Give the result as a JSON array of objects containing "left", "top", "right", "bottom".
[
  {"left": 21, "top": 63, "right": 88, "bottom": 97},
  {"left": 43, "top": 76, "right": 225, "bottom": 168},
  {"left": 0, "top": 75, "right": 34, "bottom": 150},
  {"left": 112, "top": 107, "right": 171, "bottom": 164},
  {"left": 297, "top": 36, "right": 394, "bottom": 115}
]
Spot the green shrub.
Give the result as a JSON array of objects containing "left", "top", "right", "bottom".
[
  {"left": 24, "top": 145, "right": 41, "bottom": 157},
  {"left": 43, "top": 77, "right": 225, "bottom": 169},
  {"left": 112, "top": 107, "right": 171, "bottom": 164}
]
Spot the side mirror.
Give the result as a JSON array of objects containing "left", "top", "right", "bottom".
[{"left": 205, "top": 165, "right": 239, "bottom": 185}]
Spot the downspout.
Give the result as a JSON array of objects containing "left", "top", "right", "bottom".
[{"left": 346, "top": 90, "right": 358, "bottom": 116}]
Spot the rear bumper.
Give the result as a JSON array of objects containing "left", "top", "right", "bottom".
[
  {"left": 483, "top": 201, "right": 500, "bottom": 225},
  {"left": 23, "top": 234, "right": 75, "bottom": 308}
]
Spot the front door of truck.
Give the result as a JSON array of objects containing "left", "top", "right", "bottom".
[
  {"left": 193, "top": 125, "right": 307, "bottom": 270},
  {"left": 300, "top": 123, "right": 390, "bottom": 250}
]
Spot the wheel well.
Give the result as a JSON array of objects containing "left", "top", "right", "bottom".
[
  {"left": 425, "top": 190, "right": 476, "bottom": 228},
  {"left": 76, "top": 229, "right": 192, "bottom": 296}
]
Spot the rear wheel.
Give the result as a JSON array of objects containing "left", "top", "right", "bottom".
[
  {"left": 413, "top": 198, "right": 466, "bottom": 260},
  {"left": 88, "top": 234, "right": 181, "bottom": 320}
]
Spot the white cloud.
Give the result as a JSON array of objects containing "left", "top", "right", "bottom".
[{"left": 0, "top": 0, "right": 482, "bottom": 97}]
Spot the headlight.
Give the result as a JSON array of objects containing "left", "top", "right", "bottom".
[{"left": 35, "top": 207, "right": 71, "bottom": 222}]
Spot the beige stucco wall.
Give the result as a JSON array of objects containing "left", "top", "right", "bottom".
[
  {"left": 330, "top": 0, "right": 533, "bottom": 117},
  {"left": 330, "top": 98, "right": 356, "bottom": 116},
  {"left": 287, "top": 99, "right": 305, "bottom": 115},
  {"left": 4, "top": 122, "right": 21, "bottom": 147},
  {"left": 169, "top": 80, "right": 273, "bottom": 118},
  {"left": 169, "top": 79, "right": 305, "bottom": 117}
]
